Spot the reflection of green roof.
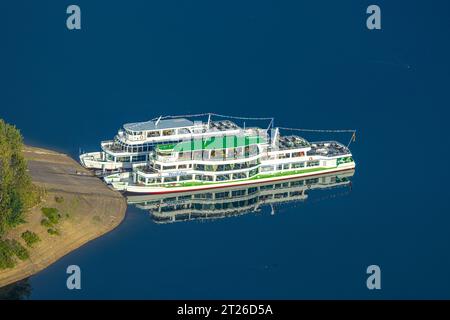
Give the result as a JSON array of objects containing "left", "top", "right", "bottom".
[{"left": 157, "top": 135, "right": 266, "bottom": 152}]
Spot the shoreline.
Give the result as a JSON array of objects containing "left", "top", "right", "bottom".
[{"left": 0, "top": 146, "right": 127, "bottom": 288}]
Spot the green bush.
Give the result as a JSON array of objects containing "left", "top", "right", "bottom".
[
  {"left": 54, "top": 195, "right": 64, "bottom": 203},
  {"left": 47, "top": 228, "right": 60, "bottom": 236},
  {"left": 21, "top": 230, "right": 40, "bottom": 247},
  {"left": 0, "top": 239, "right": 30, "bottom": 269},
  {"left": 9, "top": 240, "right": 29, "bottom": 260},
  {"left": 40, "top": 218, "right": 52, "bottom": 228},
  {"left": 0, "top": 240, "right": 15, "bottom": 269},
  {"left": 41, "top": 207, "right": 61, "bottom": 224}
]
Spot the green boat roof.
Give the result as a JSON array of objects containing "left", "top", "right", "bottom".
[{"left": 157, "top": 135, "right": 266, "bottom": 152}]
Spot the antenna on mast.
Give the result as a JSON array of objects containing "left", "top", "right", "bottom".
[{"left": 272, "top": 127, "right": 279, "bottom": 147}]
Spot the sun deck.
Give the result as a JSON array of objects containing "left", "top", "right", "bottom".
[
  {"left": 209, "top": 120, "right": 240, "bottom": 131},
  {"left": 307, "top": 141, "right": 350, "bottom": 157},
  {"left": 277, "top": 135, "right": 310, "bottom": 150}
]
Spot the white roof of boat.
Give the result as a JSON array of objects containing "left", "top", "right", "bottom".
[{"left": 123, "top": 118, "right": 194, "bottom": 132}]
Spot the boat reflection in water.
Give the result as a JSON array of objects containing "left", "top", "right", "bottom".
[{"left": 126, "top": 170, "right": 355, "bottom": 223}]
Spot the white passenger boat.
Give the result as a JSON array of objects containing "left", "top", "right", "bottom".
[{"left": 102, "top": 114, "right": 356, "bottom": 194}]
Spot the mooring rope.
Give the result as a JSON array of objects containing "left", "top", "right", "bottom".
[{"left": 277, "top": 127, "right": 356, "bottom": 133}]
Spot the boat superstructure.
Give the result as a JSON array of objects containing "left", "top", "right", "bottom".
[
  {"left": 102, "top": 114, "right": 356, "bottom": 194},
  {"left": 79, "top": 115, "right": 242, "bottom": 171}
]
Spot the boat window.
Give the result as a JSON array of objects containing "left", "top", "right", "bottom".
[
  {"left": 147, "top": 131, "right": 161, "bottom": 138},
  {"left": 283, "top": 163, "right": 290, "bottom": 170},
  {"left": 177, "top": 164, "right": 187, "bottom": 169},
  {"left": 292, "top": 152, "right": 305, "bottom": 157},
  {"left": 215, "top": 192, "right": 229, "bottom": 199},
  {"left": 232, "top": 190, "right": 246, "bottom": 197},
  {"left": 307, "top": 161, "right": 320, "bottom": 167},
  {"left": 248, "top": 187, "right": 258, "bottom": 194},
  {"left": 274, "top": 192, "right": 288, "bottom": 199},
  {"left": 278, "top": 153, "right": 290, "bottom": 159},
  {"left": 179, "top": 175, "right": 192, "bottom": 181},
  {"left": 162, "top": 129, "right": 175, "bottom": 136},
  {"left": 249, "top": 168, "right": 258, "bottom": 177},
  {"left": 194, "top": 164, "right": 205, "bottom": 171},
  {"left": 193, "top": 151, "right": 203, "bottom": 160},
  {"left": 261, "top": 166, "right": 273, "bottom": 172},
  {"left": 164, "top": 165, "right": 176, "bottom": 170},
  {"left": 216, "top": 174, "right": 230, "bottom": 182},
  {"left": 291, "top": 180, "right": 304, "bottom": 187},
  {"left": 292, "top": 162, "right": 305, "bottom": 169},
  {"left": 178, "top": 151, "right": 191, "bottom": 160},
  {"left": 194, "top": 193, "right": 213, "bottom": 199},
  {"left": 194, "top": 175, "right": 213, "bottom": 181},
  {"left": 178, "top": 128, "right": 191, "bottom": 134},
  {"left": 232, "top": 172, "right": 246, "bottom": 180},
  {"left": 132, "top": 155, "right": 146, "bottom": 162},
  {"left": 164, "top": 177, "right": 177, "bottom": 183}
]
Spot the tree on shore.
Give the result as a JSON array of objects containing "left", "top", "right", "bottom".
[{"left": 0, "top": 119, "right": 41, "bottom": 236}]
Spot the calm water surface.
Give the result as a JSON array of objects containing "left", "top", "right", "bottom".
[{"left": 1, "top": 1, "right": 449, "bottom": 299}]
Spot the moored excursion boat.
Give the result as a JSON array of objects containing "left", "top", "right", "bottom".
[{"left": 102, "top": 114, "right": 356, "bottom": 194}]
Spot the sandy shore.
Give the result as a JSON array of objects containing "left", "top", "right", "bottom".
[{"left": 0, "top": 146, "right": 127, "bottom": 288}]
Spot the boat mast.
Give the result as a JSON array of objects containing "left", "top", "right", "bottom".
[{"left": 155, "top": 115, "right": 162, "bottom": 127}]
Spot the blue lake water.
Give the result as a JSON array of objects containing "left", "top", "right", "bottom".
[{"left": 1, "top": 0, "right": 450, "bottom": 299}]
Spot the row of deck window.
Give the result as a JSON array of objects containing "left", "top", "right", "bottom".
[
  {"left": 136, "top": 168, "right": 259, "bottom": 185},
  {"left": 170, "top": 145, "right": 260, "bottom": 161},
  {"left": 146, "top": 128, "right": 192, "bottom": 138},
  {"left": 260, "top": 160, "right": 321, "bottom": 173},
  {"left": 154, "top": 160, "right": 260, "bottom": 172},
  {"left": 108, "top": 154, "right": 148, "bottom": 163}
]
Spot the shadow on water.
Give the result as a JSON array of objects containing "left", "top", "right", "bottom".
[{"left": 0, "top": 278, "right": 32, "bottom": 300}]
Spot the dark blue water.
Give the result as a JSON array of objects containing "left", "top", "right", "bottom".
[{"left": 1, "top": 0, "right": 450, "bottom": 299}]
